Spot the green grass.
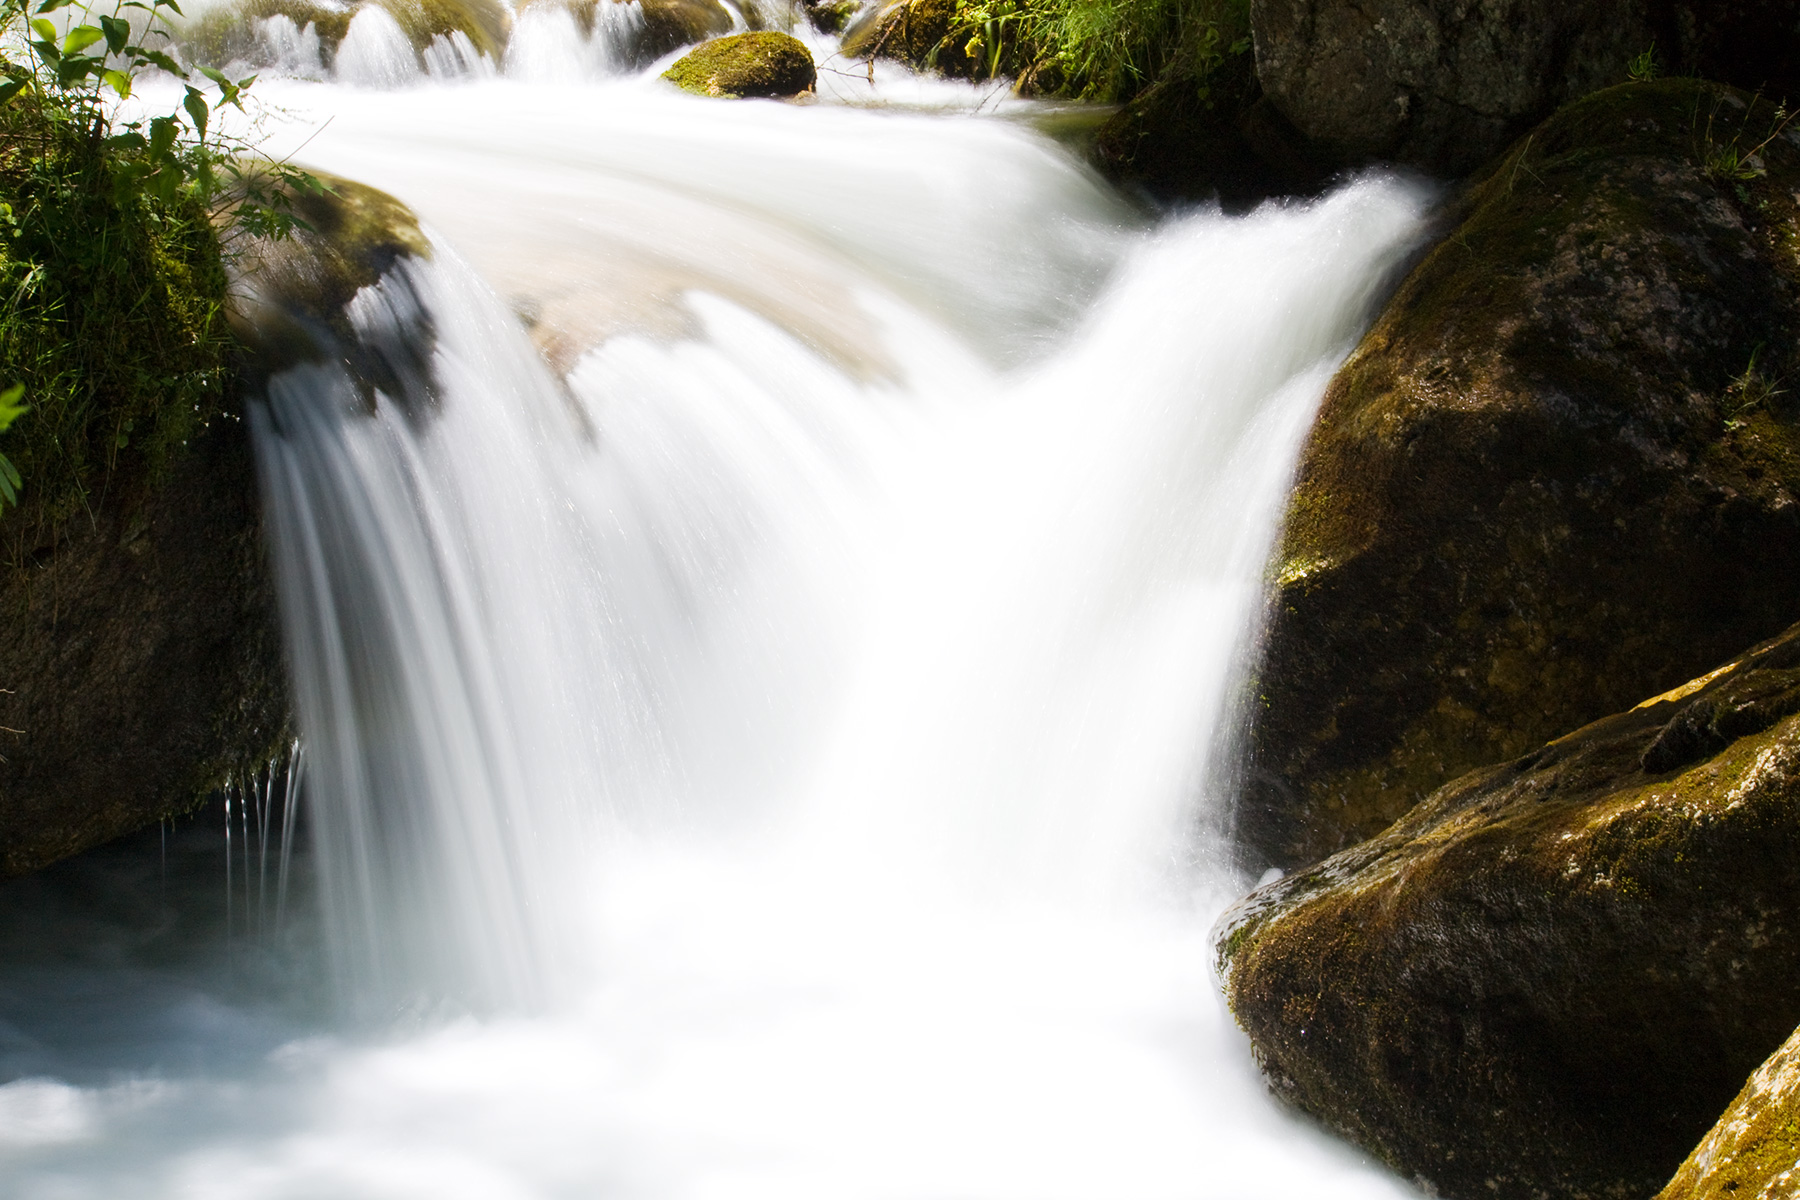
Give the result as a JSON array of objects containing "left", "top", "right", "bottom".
[{"left": 950, "top": 0, "right": 1249, "bottom": 103}]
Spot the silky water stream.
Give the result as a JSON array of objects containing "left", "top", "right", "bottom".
[{"left": 0, "top": 46, "right": 1433, "bottom": 1199}]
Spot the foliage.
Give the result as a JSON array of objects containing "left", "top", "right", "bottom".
[
  {"left": 0, "top": 383, "right": 24, "bottom": 507},
  {"left": 934, "top": 0, "right": 1249, "bottom": 104},
  {"left": 1626, "top": 45, "right": 1658, "bottom": 84},
  {"left": 0, "top": 0, "right": 323, "bottom": 528}
]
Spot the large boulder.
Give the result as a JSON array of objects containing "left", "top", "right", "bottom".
[
  {"left": 1217, "top": 620, "right": 1800, "bottom": 1200},
  {"left": 1659, "top": 1024, "right": 1800, "bottom": 1200},
  {"left": 1250, "top": 0, "right": 1800, "bottom": 175},
  {"left": 0, "top": 426, "right": 288, "bottom": 877},
  {"left": 663, "top": 32, "right": 815, "bottom": 98},
  {"left": 1241, "top": 79, "right": 1800, "bottom": 869}
]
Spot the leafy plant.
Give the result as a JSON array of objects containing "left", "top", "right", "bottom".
[
  {"left": 0, "top": 383, "right": 26, "bottom": 508},
  {"left": 945, "top": 0, "right": 1249, "bottom": 103},
  {"left": 0, "top": 0, "right": 325, "bottom": 536},
  {"left": 1626, "top": 45, "right": 1658, "bottom": 84}
]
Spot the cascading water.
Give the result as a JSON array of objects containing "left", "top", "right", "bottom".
[{"left": 0, "top": 36, "right": 1435, "bottom": 1199}]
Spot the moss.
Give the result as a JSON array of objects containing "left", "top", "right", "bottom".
[{"left": 662, "top": 31, "right": 815, "bottom": 98}]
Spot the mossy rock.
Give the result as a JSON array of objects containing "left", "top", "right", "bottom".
[
  {"left": 178, "top": 0, "right": 357, "bottom": 67},
  {"left": 375, "top": 0, "right": 509, "bottom": 57},
  {"left": 1659, "top": 1023, "right": 1800, "bottom": 1200},
  {"left": 840, "top": 0, "right": 1006, "bottom": 80},
  {"left": 800, "top": 0, "right": 858, "bottom": 34},
  {"left": 662, "top": 32, "right": 815, "bottom": 98},
  {"left": 179, "top": 0, "right": 506, "bottom": 68},
  {"left": 1242, "top": 79, "right": 1800, "bottom": 869},
  {"left": 1219, "top": 618, "right": 1800, "bottom": 1199}
]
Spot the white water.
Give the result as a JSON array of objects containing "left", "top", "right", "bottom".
[{"left": 0, "top": 60, "right": 1432, "bottom": 1200}]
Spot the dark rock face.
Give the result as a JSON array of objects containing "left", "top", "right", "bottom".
[
  {"left": 1241, "top": 80, "right": 1800, "bottom": 869},
  {"left": 1658, "top": 1023, "right": 1800, "bottom": 1200},
  {"left": 663, "top": 31, "right": 817, "bottom": 98},
  {"left": 0, "top": 420, "right": 288, "bottom": 878},
  {"left": 1250, "top": 0, "right": 1800, "bottom": 175},
  {"left": 1218, "top": 619, "right": 1800, "bottom": 1200}
]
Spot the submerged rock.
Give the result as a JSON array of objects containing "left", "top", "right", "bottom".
[
  {"left": 1249, "top": 0, "right": 1800, "bottom": 175},
  {"left": 1218, "top": 619, "right": 1800, "bottom": 1200},
  {"left": 1242, "top": 80, "right": 1800, "bottom": 868},
  {"left": 663, "top": 32, "right": 815, "bottom": 98},
  {"left": 1659, "top": 1024, "right": 1800, "bottom": 1200}
]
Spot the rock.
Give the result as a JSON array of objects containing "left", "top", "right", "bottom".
[
  {"left": 841, "top": 0, "right": 981, "bottom": 77},
  {"left": 376, "top": 0, "right": 509, "bottom": 58},
  {"left": 799, "top": 0, "right": 858, "bottom": 35},
  {"left": 1241, "top": 79, "right": 1800, "bottom": 869},
  {"left": 229, "top": 174, "right": 435, "bottom": 409},
  {"left": 1659, "top": 1024, "right": 1800, "bottom": 1200},
  {"left": 1249, "top": 0, "right": 1800, "bottom": 175},
  {"left": 1093, "top": 42, "right": 1326, "bottom": 205},
  {"left": 0, "top": 410, "right": 287, "bottom": 880},
  {"left": 1218, "top": 618, "right": 1800, "bottom": 1200},
  {"left": 638, "top": 0, "right": 737, "bottom": 56},
  {"left": 662, "top": 31, "right": 816, "bottom": 98},
  {"left": 518, "top": 0, "right": 735, "bottom": 63}
]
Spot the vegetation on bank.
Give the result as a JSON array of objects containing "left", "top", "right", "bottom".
[
  {"left": 853, "top": 0, "right": 1249, "bottom": 106},
  {"left": 0, "top": 0, "right": 315, "bottom": 537}
]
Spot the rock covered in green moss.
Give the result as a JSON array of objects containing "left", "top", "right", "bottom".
[
  {"left": 662, "top": 32, "right": 816, "bottom": 98},
  {"left": 1242, "top": 80, "right": 1800, "bottom": 869},
  {"left": 1659, "top": 1024, "right": 1800, "bottom": 1200},
  {"left": 1250, "top": 0, "right": 1800, "bottom": 175},
  {"left": 1218, "top": 619, "right": 1800, "bottom": 1200},
  {"left": 841, "top": 0, "right": 981, "bottom": 77}
]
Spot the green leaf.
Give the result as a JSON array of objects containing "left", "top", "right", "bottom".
[
  {"left": 182, "top": 85, "right": 208, "bottom": 140},
  {"left": 0, "top": 384, "right": 27, "bottom": 433},
  {"left": 0, "top": 453, "right": 20, "bottom": 507},
  {"left": 148, "top": 114, "right": 178, "bottom": 158},
  {"left": 155, "top": 0, "right": 183, "bottom": 16},
  {"left": 102, "top": 67, "right": 130, "bottom": 97},
  {"left": 99, "top": 14, "right": 130, "bottom": 55},
  {"left": 62, "top": 24, "right": 104, "bottom": 54},
  {"left": 29, "top": 18, "right": 57, "bottom": 43},
  {"left": 34, "top": 0, "right": 74, "bottom": 12},
  {"left": 135, "top": 48, "right": 186, "bottom": 77},
  {"left": 0, "top": 77, "right": 27, "bottom": 107}
]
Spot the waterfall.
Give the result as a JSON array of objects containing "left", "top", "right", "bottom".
[{"left": 0, "top": 71, "right": 1432, "bottom": 1199}]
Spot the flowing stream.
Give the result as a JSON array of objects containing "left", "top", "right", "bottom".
[{"left": 0, "top": 27, "right": 1434, "bottom": 1198}]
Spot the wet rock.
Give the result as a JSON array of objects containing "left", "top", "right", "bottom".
[
  {"left": 663, "top": 31, "right": 816, "bottom": 98},
  {"left": 1218, "top": 619, "right": 1800, "bottom": 1200},
  {"left": 181, "top": 0, "right": 507, "bottom": 67},
  {"left": 519, "top": 0, "right": 735, "bottom": 62},
  {"left": 0, "top": 411, "right": 287, "bottom": 878},
  {"left": 1659, "top": 1024, "right": 1800, "bottom": 1200},
  {"left": 840, "top": 0, "right": 991, "bottom": 79},
  {"left": 1242, "top": 80, "right": 1800, "bottom": 868},
  {"left": 1249, "top": 0, "right": 1800, "bottom": 175},
  {"left": 230, "top": 175, "right": 439, "bottom": 418},
  {"left": 638, "top": 0, "right": 737, "bottom": 56}
]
